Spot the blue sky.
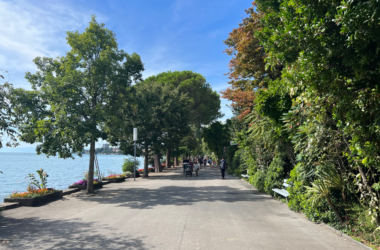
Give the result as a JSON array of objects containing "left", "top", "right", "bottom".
[{"left": 0, "top": 0, "right": 250, "bottom": 151}]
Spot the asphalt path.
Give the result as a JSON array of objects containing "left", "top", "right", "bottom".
[{"left": 0, "top": 166, "right": 366, "bottom": 249}]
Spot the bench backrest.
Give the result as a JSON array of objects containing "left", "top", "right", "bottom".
[{"left": 283, "top": 179, "right": 291, "bottom": 188}]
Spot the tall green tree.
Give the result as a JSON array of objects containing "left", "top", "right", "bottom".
[
  {"left": 16, "top": 16, "right": 144, "bottom": 193},
  {"left": 202, "top": 120, "right": 231, "bottom": 161},
  {"left": 106, "top": 82, "right": 189, "bottom": 177},
  {"left": 0, "top": 71, "right": 19, "bottom": 174},
  {"left": 0, "top": 72, "right": 18, "bottom": 151},
  {"left": 145, "top": 71, "right": 222, "bottom": 126},
  {"left": 176, "top": 130, "right": 198, "bottom": 159},
  {"left": 145, "top": 71, "right": 222, "bottom": 163}
]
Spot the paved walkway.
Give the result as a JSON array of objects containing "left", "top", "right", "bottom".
[{"left": 0, "top": 166, "right": 366, "bottom": 250}]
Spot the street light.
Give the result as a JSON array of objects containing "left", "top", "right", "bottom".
[{"left": 133, "top": 128, "right": 138, "bottom": 181}]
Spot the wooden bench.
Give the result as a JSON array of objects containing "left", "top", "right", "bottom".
[
  {"left": 272, "top": 179, "right": 291, "bottom": 201},
  {"left": 241, "top": 170, "right": 250, "bottom": 178}
]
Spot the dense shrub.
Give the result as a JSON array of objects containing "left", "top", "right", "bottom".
[
  {"left": 227, "top": 148, "right": 244, "bottom": 176},
  {"left": 122, "top": 157, "right": 140, "bottom": 173},
  {"left": 250, "top": 171, "right": 266, "bottom": 193},
  {"left": 288, "top": 164, "right": 343, "bottom": 224},
  {"left": 287, "top": 166, "right": 304, "bottom": 212},
  {"left": 264, "top": 153, "right": 285, "bottom": 196}
]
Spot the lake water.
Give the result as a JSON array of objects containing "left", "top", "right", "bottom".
[{"left": 0, "top": 153, "right": 145, "bottom": 203}]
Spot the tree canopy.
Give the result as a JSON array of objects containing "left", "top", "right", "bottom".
[
  {"left": 14, "top": 16, "right": 144, "bottom": 193},
  {"left": 106, "top": 82, "right": 190, "bottom": 176},
  {"left": 202, "top": 121, "right": 231, "bottom": 161},
  {"left": 0, "top": 71, "right": 18, "bottom": 150},
  {"left": 145, "top": 71, "right": 222, "bottom": 126}
]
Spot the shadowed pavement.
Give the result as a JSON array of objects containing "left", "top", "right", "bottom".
[{"left": 0, "top": 166, "right": 366, "bottom": 249}]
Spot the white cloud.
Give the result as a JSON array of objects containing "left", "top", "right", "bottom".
[
  {"left": 0, "top": 0, "right": 106, "bottom": 150},
  {"left": 0, "top": 0, "right": 102, "bottom": 88}
]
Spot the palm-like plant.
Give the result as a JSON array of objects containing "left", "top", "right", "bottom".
[
  {"left": 306, "top": 179, "right": 344, "bottom": 224},
  {"left": 319, "top": 167, "right": 347, "bottom": 203}
]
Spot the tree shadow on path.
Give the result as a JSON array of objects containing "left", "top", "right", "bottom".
[
  {"left": 0, "top": 214, "right": 149, "bottom": 250},
  {"left": 71, "top": 168, "right": 270, "bottom": 210},
  {"left": 105, "top": 185, "right": 271, "bottom": 210}
]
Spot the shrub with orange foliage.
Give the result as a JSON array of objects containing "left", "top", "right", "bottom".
[
  {"left": 221, "top": 3, "right": 283, "bottom": 120},
  {"left": 221, "top": 88, "right": 255, "bottom": 120}
]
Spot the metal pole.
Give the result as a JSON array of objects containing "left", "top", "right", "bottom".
[{"left": 134, "top": 141, "right": 136, "bottom": 181}]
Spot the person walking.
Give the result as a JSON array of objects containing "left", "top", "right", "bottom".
[
  {"left": 183, "top": 158, "right": 189, "bottom": 175},
  {"left": 220, "top": 157, "right": 227, "bottom": 180},
  {"left": 189, "top": 160, "right": 194, "bottom": 174},
  {"left": 193, "top": 161, "right": 200, "bottom": 176},
  {"left": 198, "top": 156, "right": 203, "bottom": 169}
]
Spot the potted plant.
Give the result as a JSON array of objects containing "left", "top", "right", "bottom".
[
  {"left": 69, "top": 179, "right": 103, "bottom": 190},
  {"left": 102, "top": 174, "right": 126, "bottom": 183},
  {"left": 4, "top": 169, "right": 63, "bottom": 206}
]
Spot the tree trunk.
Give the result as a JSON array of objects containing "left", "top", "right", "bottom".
[
  {"left": 144, "top": 144, "right": 149, "bottom": 177},
  {"left": 174, "top": 156, "right": 178, "bottom": 167},
  {"left": 166, "top": 148, "right": 171, "bottom": 168},
  {"left": 376, "top": 214, "right": 380, "bottom": 226},
  {"left": 357, "top": 165, "right": 369, "bottom": 188},
  {"left": 326, "top": 197, "right": 344, "bottom": 225},
  {"left": 154, "top": 154, "right": 160, "bottom": 173},
  {"left": 342, "top": 191, "right": 347, "bottom": 204},
  {"left": 87, "top": 140, "right": 95, "bottom": 194},
  {"left": 158, "top": 153, "right": 163, "bottom": 172}
]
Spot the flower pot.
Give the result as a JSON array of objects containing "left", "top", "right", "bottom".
[
  {"left": 4, "top": 191, "right": 63, "bottom": 207},
  {"left": 69, "top": 182, "right": 103, "bottom": 190},
  {"left": 125, "top": 173, "right": 133, "bottom": 178},
  {"left": 102, "top": 177, "right": 125, "bottom": 183}
]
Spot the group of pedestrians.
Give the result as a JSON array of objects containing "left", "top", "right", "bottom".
[
  {"left": 183, "top": 155, "right": 208, "bottom": 177},
  {"left": 183, "top": 155, "right": 228, "bottom": 180}
]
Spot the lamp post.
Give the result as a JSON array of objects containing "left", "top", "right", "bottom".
[{"left": 133, "top": 128, "right": 138, "bottom": 181}]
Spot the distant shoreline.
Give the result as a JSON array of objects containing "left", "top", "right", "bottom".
[
  {"left": 0, "top": 152, "right": 125, "bottom": 156},
  {"left": 82, "top": 153, "right": 123, "bottom": 155}
]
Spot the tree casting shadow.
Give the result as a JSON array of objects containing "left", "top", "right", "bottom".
[{"left": 0, "top": 214, "right": 149, "bottom": 250}]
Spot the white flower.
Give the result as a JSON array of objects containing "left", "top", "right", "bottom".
[
  {"left": 42, "top": 171, "right": 47, "bottom": 177},
  {"left": 39, "top": 168, "right": 43, "bottom": 172}
]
